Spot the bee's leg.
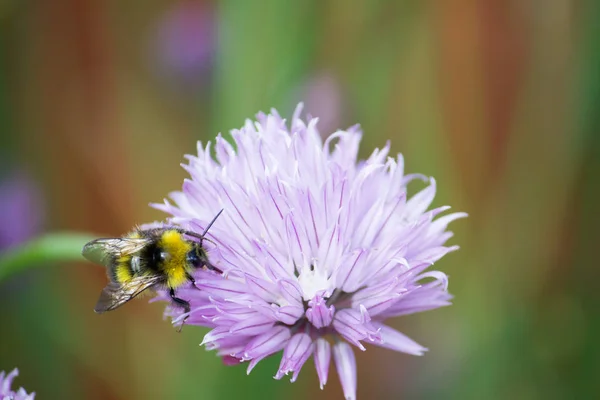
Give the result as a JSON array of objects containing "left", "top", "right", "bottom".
[
  {"left": 203, "top": 260, "right": 223, "bottom": 274},
  {"left": 170, "top": 288, "right": 190, "bottom": 332},
  {"left": 186, "top": 272, "right": 202, "bottom": 291}
]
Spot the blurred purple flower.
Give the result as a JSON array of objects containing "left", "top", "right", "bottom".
[
  {"left": 299, "top": 72, "right": 345, "bottom": 135},
  {"left": 0, "top": 172, "right": 43, "bottom": 250},
  {"left": 0, "top": 369, "right": 35, "bottom": 400},
  {"left": 154, "top": 1, "right": 215, "bottom": 87},
  {"left": 154, "top": 104, "right": 465, "bottom": 400}
]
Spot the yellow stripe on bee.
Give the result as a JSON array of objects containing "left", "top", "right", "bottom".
[
  {"left": 159, "top": 230, "right": 192, "bottom": 289},
  {"left": 115, "top": 258, "right": 133, "bottom": 283}
]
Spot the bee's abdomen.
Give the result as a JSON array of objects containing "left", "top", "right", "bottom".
[
  {"left": 114, "top": 256, "right": 134, "bottom": 283},
  {"left": 113, "top": 248, "right": 157, "bottom": 283}
]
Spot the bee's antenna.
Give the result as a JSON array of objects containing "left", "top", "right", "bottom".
[
  {"left": 202, "top": 209, "right": 224, "bottom": 238},
  {"left": 201, "top": 237, "right": 217, "bottom": 246},
  {"left": 185, "top": 209, "right": 224, "bottom": 246}
]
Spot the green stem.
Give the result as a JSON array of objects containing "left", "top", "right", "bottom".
[{"left": 0, "top": 233, "right": 96, "bottom": 281}]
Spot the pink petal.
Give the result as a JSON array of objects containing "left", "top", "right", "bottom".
[
  {"left": 305, "top": 294, "right": 335, "bottom": 328},
  {"left": 275, "top": 333, "right": 314, "bottom": 382},
  {"left": 333, "top": 341, "right": 357, "bottom": 400},
  {"left": 243, "top": 326, "right": 290, "bottom": 361},
  {"left": 371, "top": 322, "right": 428, "bottom": 355},
  {"left": 314, "top": 338, "right": 331, "bottom": 389},
  {"left": 229, "top": 315, "right": 275, "bottom": 336}
]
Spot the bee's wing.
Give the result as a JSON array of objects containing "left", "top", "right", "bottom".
[
  {"left": 82, "top": 237, "right": 151, "bottom": 267},
  {"left": 94, "top": 274, "right": 164, "bottom": 313}
]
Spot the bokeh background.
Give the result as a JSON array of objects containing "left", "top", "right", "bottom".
[{"left": 0, "top": 1, "right": 598, "bottom": 399}]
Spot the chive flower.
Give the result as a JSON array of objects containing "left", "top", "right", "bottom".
[
  {"left": 154, "top": 104, "right": 465, "bottom": 399},
  {"left": 0, "top": 369, "right": 35, "bottom": 400}
]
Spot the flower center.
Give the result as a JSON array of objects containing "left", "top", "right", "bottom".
[{"left": 297, "top": 263, "right": 331, "bottom": 301}]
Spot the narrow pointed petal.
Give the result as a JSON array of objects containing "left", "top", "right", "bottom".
[
  {"left": 403, "top": 177, "right": 436, "bottom": 220},
  {"left": 221, "top": 355, "right": 242, "bottom": 366},
  {"left": 333, "top": 307, "right": 382, "bottom": 350},
  {"left": 275, "top": 333, "right": 314, "bottom": 382},
  {"left": 354, "top": 292, "right": 401, "bottom": 316},
  {"left": 196, "top": 279, "right": 251, "bottom": 299},
  {"left": 0, "top": 368, "right": 35, "bottom": 400},
  {"left": 244, "top": 274, "right": 280, "bottom": 303},
  {"left": 277, "top": 278, "right": 304, "bottom": 306},
  {"left": 381, "top": 275, "right": 453, "bottom": 318},
  {"left": 333, "top": 249, "right": 366, "bottom": 292},
  {"left": 229, "top": 315, "right": 275, "bottom": 336},
  {"left": 314, "top": 338, "right": 331, "bottom": 389},
  {"left": 371, "top": 323, "right": 428, "bottom": 355},
  {"left": 200, "top": 326, "right": 231, "bottom": 346},
  {"left": 305, "top": 294, "right": 335, "bottom": 328},
  {"left": 1, "top": 369, "right": 18, "bottom": 394},
  {"left": 275, "top": 305, "right": 305, "bottom": 325},
  {"left": 244, "top": 327, "right": 290, "bottom": 374},
  {"left": 333, "top": 342, "right": 357, "bottom": 400}
]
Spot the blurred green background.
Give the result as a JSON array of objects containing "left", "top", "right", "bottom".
[{"left": 1, "top": 0, "right": 598, "bottom": 399}]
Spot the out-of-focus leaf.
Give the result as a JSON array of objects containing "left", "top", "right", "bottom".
[{"left": 0, "top": 233, "right": 94, "bottom": 281}]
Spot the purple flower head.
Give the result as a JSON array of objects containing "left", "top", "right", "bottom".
[
  {"left": 154, "top": 104, "right": 465, "bottom": 400},
  {"left": 153, "top": 1, "right": 215, "bottom": 88},
  {"left": 0, "top": 369, "right": 35, "bottom": 400},
  {"left": 0, "top": 172, "right": 44, "bottom": 250}
]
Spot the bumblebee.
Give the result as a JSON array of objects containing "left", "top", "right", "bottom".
[{"left": 82, "top": 210, "right": 223, "bottom": 323}]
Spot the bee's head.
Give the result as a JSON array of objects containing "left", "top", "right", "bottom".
[
  {"left": 186, "top": 243, "right": 207, "bottom": 268},
  {"left": 181, "top": 210, "right": 224, "bottom": 273}
]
